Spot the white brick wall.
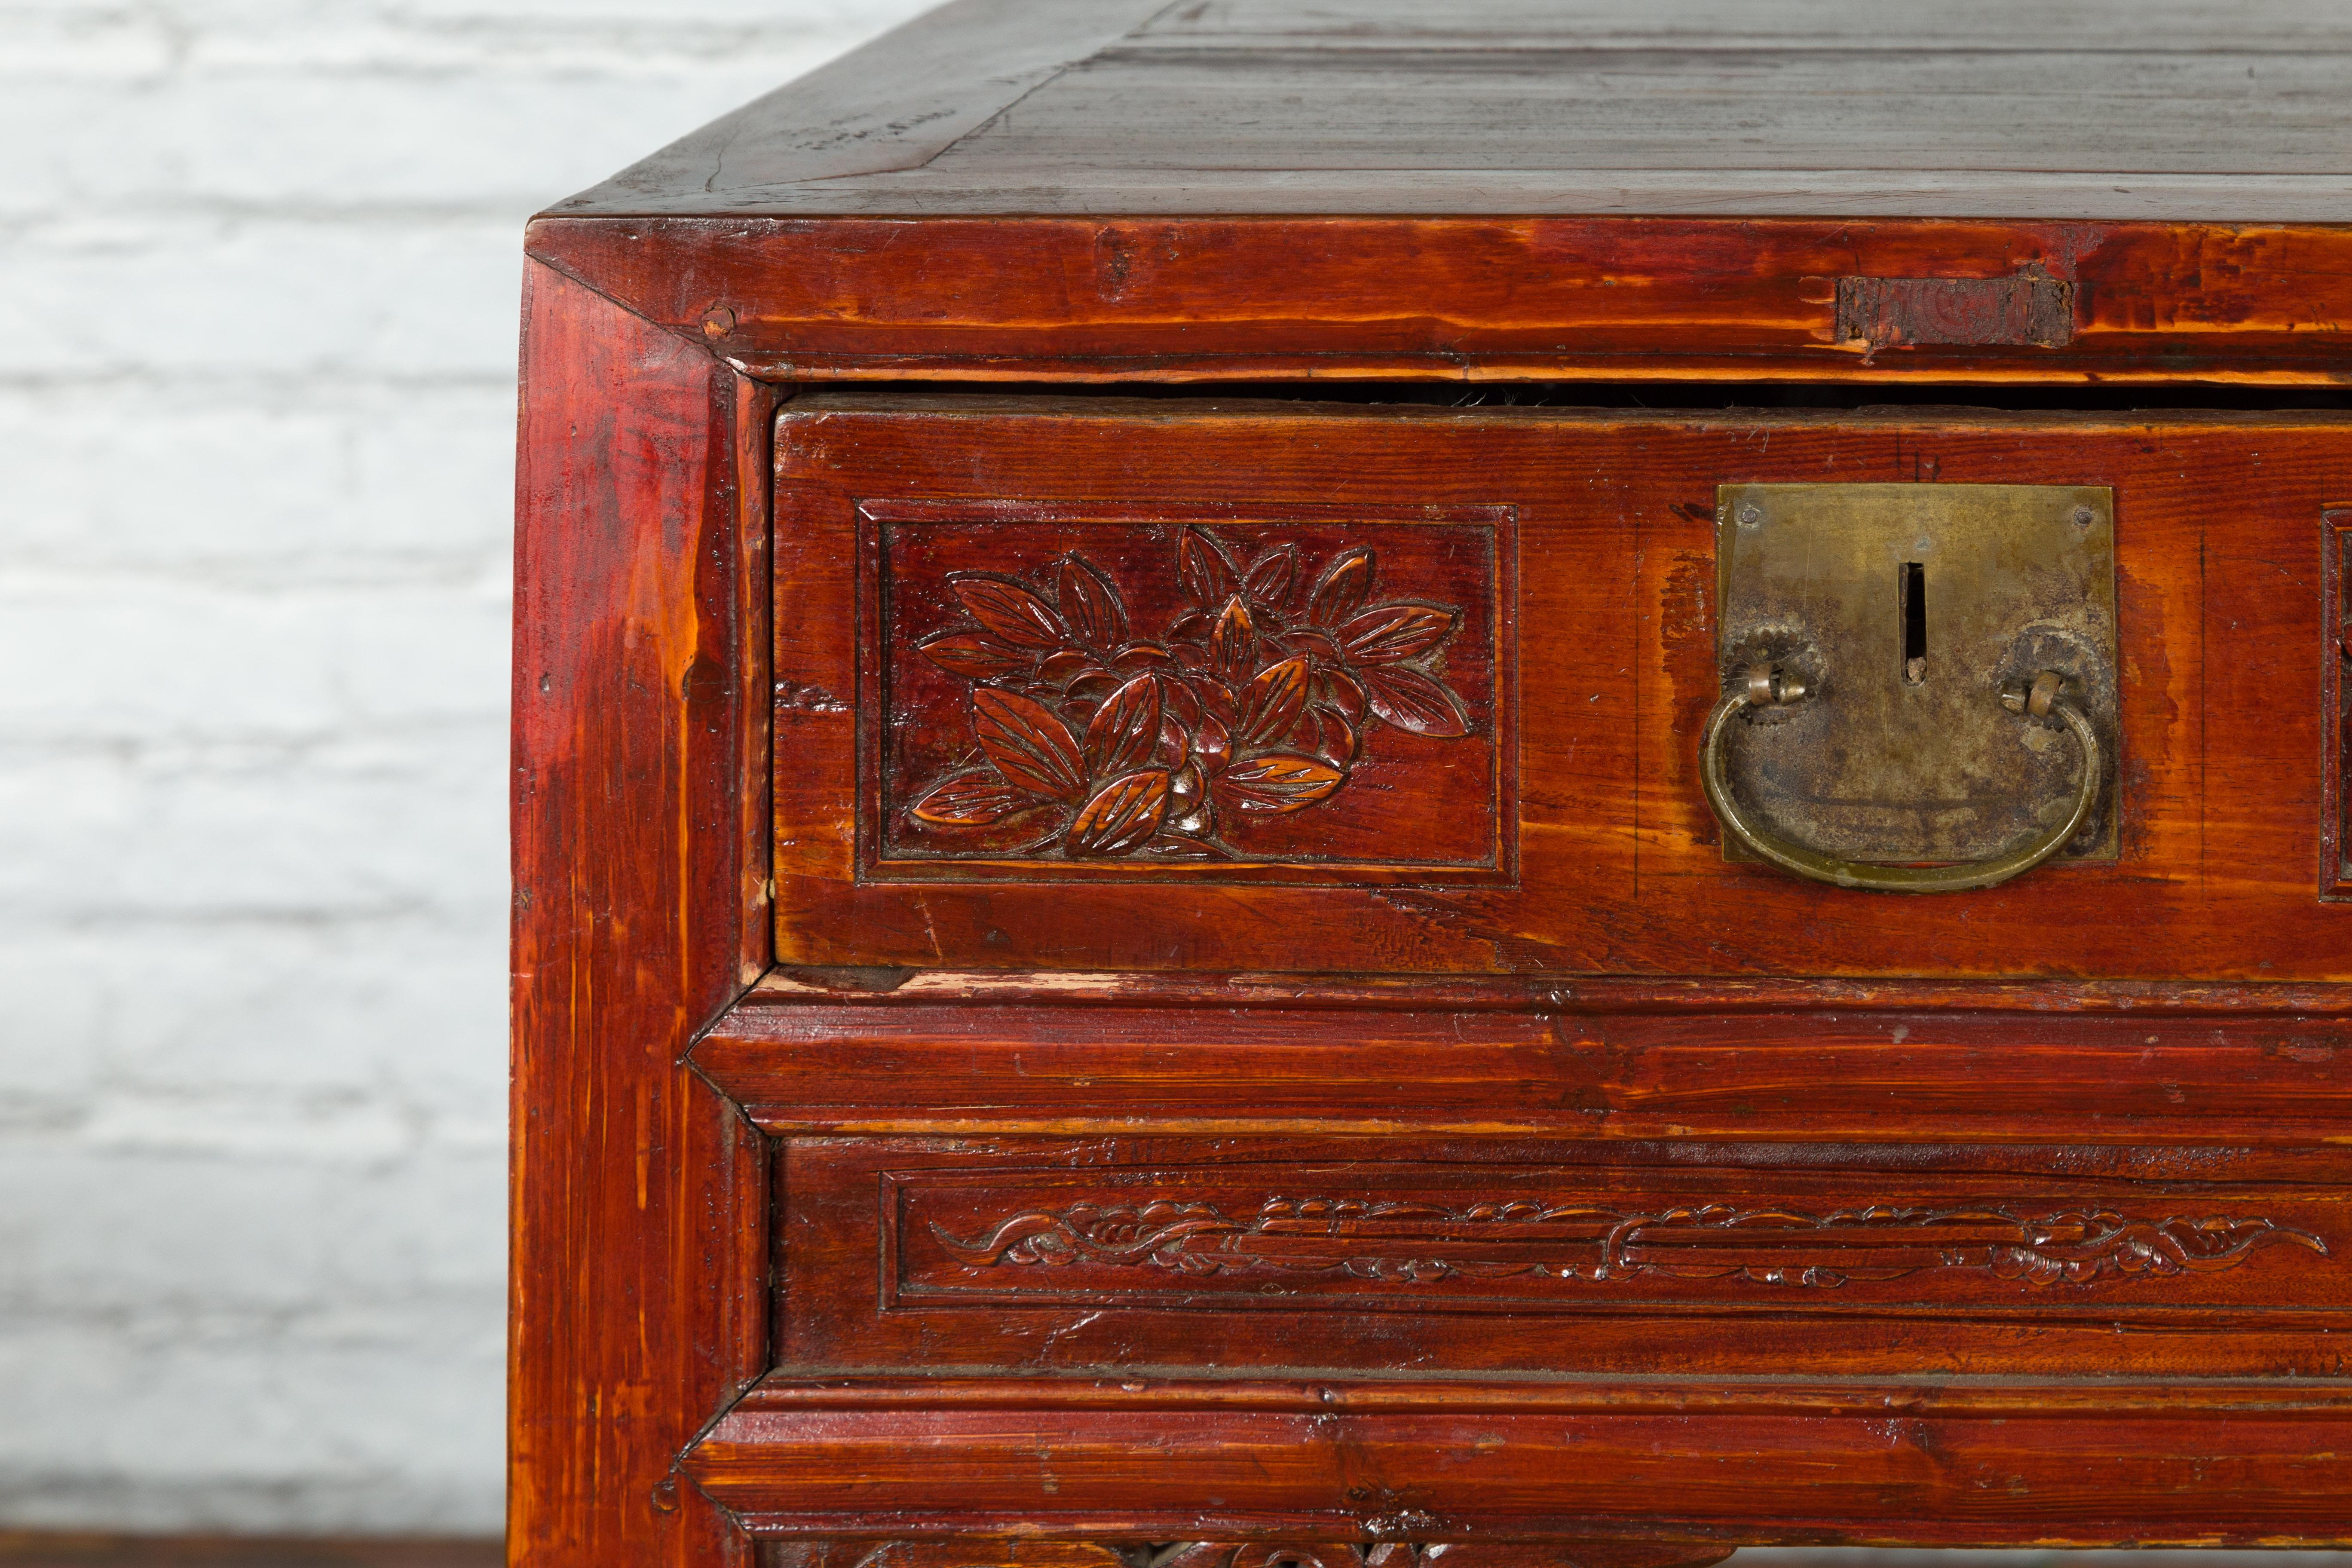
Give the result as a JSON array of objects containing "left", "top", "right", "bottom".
[{"left": 0, "top": 0, "right": 932, "bottom": 1534}]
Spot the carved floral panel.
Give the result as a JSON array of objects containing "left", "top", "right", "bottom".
[{"left": 869, "top": 511, "right": 1506, "bottom": 877}]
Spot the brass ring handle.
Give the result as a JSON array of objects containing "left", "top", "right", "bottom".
[{"left": 1700, "top": 666, "right": 2101, "bottom": 894}]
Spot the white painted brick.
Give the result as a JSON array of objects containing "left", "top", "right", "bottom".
[
  {"left": 0, "top": 729, "right": 506, "bottom": 921},
  {"left": 0, "top": 927, "right": 504, "bottom": 1115},
  {"left": 0, "top": 9, "right": 173, "bottom": 81},
  {"left": 0, "top": 581, "right": 351, "bottom": 738},
  {"left": 0, "top": 0, "right": 930, "bottom": 1534},
  {"left": 0, "top": 1318, "right": 505, "bottom": 1532},
  {"left": 0, "top": 219, "right": 523, "bottom": 377},
  {"left": 0, "top": 385, "right": 515, "bottom": 571}
]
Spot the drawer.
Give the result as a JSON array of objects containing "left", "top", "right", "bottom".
[
  {"left": 773, "top": 394, "right": 2352, "bottom": 980},
  {"left": 772, "top": 1134, "right": 2350, "bottom": 1379}
]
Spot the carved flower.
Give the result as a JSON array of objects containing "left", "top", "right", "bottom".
[{"left": 907, "top": 527, "right": 1474, "bottom": 858}]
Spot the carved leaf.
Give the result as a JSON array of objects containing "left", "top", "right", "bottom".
[
  {"left": 971, "top": 689, "right": 1087, "bottom": 800},
  {"left": 1309, "top": 546, "right": 1375, "bottom": 626},
  {"left": 1037, "top": 649, "right": 1100, "bottom": 687},
  {"left": 1319, "top": 666, "right": 1369, "bottom": 724},
  {"left": 1275, "top": 626, "right": 1342, "bottom": 664},
  {"left": 1291, "top": 704, "right": 1358, "bottom": 766},
  {"left": 1066, "top": 769, "right": 1171, "bottom": 856},
  {"left": 952, "top": 576, "right": 1067, "bottom": 649},
  {"left": 1360, "top": 665, "right": 1472, "bottom": 737},
  {"left": 1178, "top": 528, "right": 1241, "bottom": 609},
  {"left": 1110, "top": 642, "right": 1176, "bottom": 674},
  {"left": 1209, "top": 596, "right": 1256, "bottom": 683},
  {"left": 1338, "top": 602, "right": 1455, "bottom": 665},
  {"left": 1154, "top": 714, "right": 1191, "bottom": 769},
  {"left": 919, "top": 632, "right": 1031, "bottom": 679},
  {"left": 909, "top": 771, "right": 1025, "bottom": 827},
  {"left": 1058, "top": 555, "right": 1127, "bottom": 647},
  {"left": 1156, "top": 673, "right": 1203, "bottom": 729},
  {"left": 1084, "top": 673, "right": 1163, "bottom": 778},
  {"left": 1232, "top": 655, "right": 1311, "bottom": 748},
  {"left": 1243, "top": 544, "right": 1297, "bottom": 605},
  {"left": 1191, "top": 705, "right": 1233, "bottom": 770},
  {"left": 1213, "top": 752, "right": 1348, "bottom": 814}
]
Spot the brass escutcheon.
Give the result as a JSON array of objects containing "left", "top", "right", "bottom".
[{"left": 1706, "top": 483, "right": 2118, "bottom": 890}]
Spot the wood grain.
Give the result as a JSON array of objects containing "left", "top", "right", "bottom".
[
  {"left": 2325, "top": 511, "right": 2352, "bottom": 901},
  {"left": 770, "top": 396, "right": 2352, "bottom": 980},
  {"left": 740, "top": 1133, "right": 2352, "bottom": 1382},
  {"left": 509, "top": 261, "right": 769, "bottom": 1568},
  {"left": 528, "top": 217, "right": 2352, "bottom": 386},
  {"left": 700, "top": 980, "right": 2352, "bottom": 1144},
  {"left": 686, "top": 1374, "right": 2352, "bottom": 1546},
  {"left": 758, "top": 1542, "right": 1730, "bottom": 1568},
  {"left": 515, "top": 4, "right": 2352, "bottom": 1551},
  {"left": 551, "top": 0, "right": 2352, "bottom": 221}
]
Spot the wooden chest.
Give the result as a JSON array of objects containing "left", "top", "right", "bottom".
[{"left": 512, "top": 4, "right": 2352, "bottom": 1564}]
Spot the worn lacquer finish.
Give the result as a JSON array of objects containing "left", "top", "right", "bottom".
[
  {"left": 530, "top": 217, "right": 2352, "bottom": 387},
  {"left": 551, "top": 0, "right": 2352, "bottom": 223},
  {"left": 690, "top": 1376, "right": 2352, "bottom": 1546},
  {"left": 701, "top": 970, "right": 2352, "bottom": 1145},
  {"left": 518, "top": 3, "right": 2352, "bottom": 1556},
  {"left": 762, "top": 1543, "right": 1731, "bottom": 1568},
  {"left": 772, "top": 395, "right": 2352, "bottom": 980},
  {"left": 510, "top": 262, "right": 769, "bottom": 1568}
]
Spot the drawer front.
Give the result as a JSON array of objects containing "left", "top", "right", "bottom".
[
  {"left": 775, "top": 1136, "right": 2349, "bottom": 1380},
  {"left": 774, "top": 398, "right": 2352, "bottom": 980}
]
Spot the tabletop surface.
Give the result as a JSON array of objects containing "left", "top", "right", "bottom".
[{"left": 552, "top": 0, "right": 2352, "bottom": 223}]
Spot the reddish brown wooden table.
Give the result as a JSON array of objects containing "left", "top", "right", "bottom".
[{"left": 513, "top": 5, "right": 2352, "bottom": 1565}]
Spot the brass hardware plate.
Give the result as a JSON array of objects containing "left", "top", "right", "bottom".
[{"left": 1715, "top": 483, "right": 2117, "bottom": 866}]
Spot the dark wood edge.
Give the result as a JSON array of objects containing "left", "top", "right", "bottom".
[
  {"left": 510, "top": 260, "right": 775, "bottom": 1568},
  {"left": 527, "top": 216, "right": 2352, "bottom": 386},
  {"left": 2326, "top": 509, "right": 2352, "bottom": 902},
  {"left": 726, "top": 1372, "right": 2352, "bottom": 1417},
  {"left": 683, "top": 1374, "right": 2352, "bottom": 1546},
  {"left": 740, "top": 968, "right": 2352, "bottom": 1013},
  {"left": 695, "top": 1005, "right": 2352, "bottom": 1142},
  {"left": 735, "top": 377, "right": 781, "bottom": 980}
]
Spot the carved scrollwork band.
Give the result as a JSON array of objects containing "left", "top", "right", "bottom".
[
  {"left": 766, "top": 1539, "right": 1733, "bottom": 1568},
  {"left": 932, "top": 1195, "right": 2328, "bottom": 1289}
]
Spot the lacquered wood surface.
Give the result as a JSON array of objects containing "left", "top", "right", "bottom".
[
  {"left": 699, "top": 974, "right": 2352, "bottom": 1144},
  {"left": 509, "top": 262, "right": 771, "bottom": 1568},
  {"left": 771, "top": 395, "right": 2352, "bottom": 980},
  {"left": 763, "top": 1547, "right": 1731, "bottom": 1568},
  {"left": 762, "top": 1133, "right": 2346, "bottom": 1377},
  {"left": 528, "top": 217, "right": 2352, "bottom": 387},
  {"left": 687, "top": 1375, "right": 2352, "bottom": 1546},
  {"left": 552, "top": 0, "right": 2352, "bottom": 221},
  {"left": 514, "top": 6, "right": 2352, "bottom": 1548}
]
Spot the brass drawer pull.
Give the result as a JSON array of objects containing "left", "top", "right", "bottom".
[{"left": 1701, "top": 665, "right": 2101, "bottom": 894}]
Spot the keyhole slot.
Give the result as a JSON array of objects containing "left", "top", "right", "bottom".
[{"left": 1901, "top": 561, "right": 1928, "bottom": 684}]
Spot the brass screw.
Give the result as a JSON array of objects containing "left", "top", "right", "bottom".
[
  {"left": 701, "top": 306, "right": 736, "bottom": 339},
  {"left": 2070, "top": 505, "right": 2096, "bottom": 529},
  {"left": 1738, "top": 505, "right": 1764, "bottom": 528}
]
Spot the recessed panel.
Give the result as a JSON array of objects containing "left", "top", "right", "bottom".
[{"left": 867, "top": 503, "right": 1509, "bottom": 880}]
